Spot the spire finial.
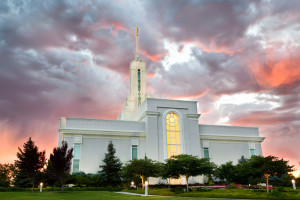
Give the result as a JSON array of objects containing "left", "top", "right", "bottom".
[
  {"left": 135, "top": 25, "right": 138, "bottom": 37},
  {"left": 135, "top": 25, "right": 139, "bottom": 60}
]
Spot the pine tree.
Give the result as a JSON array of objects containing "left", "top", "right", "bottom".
[
  {"left": 13, "top": 169, "right": 32, "bottom": 188},
  {"left": 47, "top": 141, "right": 73, "bottom": 192},
  {"left": 100, "top": 141, "right": 122, "bottom": 186},
  {"left": 15, "top": 137, "right": 46, "bottom": 192}
]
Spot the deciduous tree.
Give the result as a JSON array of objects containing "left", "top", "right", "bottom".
[
  {"left": 164, "top": 154, "right": 215, "bottom": 192},
  {"left": 246, "top": 155, "right": 293, "bottom": 192},
  {"left": 122, "top": 156, "right": 161, "bottom": 188},
  {"left": 47, "top": 141, "right": 73, "bottom": 192},
  {"left": 215, "top": 161, "right": 236, "bottom": 184},
  {"left": 0, "top": 163, "right": 15, "bottom": 187}
]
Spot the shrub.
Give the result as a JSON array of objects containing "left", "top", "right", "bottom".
[
  {"left": 196, "top": 188, "right": 211, "bottom": 192},
  {"left": 276, "top": 186, "right": 287, "bottom": 192},
  {"left": 170, "top": 187, "right": 184, "bottom": 194},
  {"left": 227, "top": 183, "right": 236, "bottom": 189},
  {"left": 268, "top": 189, "right": 286, "bottom": 199}
]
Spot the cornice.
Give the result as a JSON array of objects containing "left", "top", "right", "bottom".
[
  {"left": 200, "top": 134, "right": 265, "bottom": 142},
  {"left": 60, "top": 129, "right": 146, "bottom": 137},
  {"left": 139, "top": 111, "right": 160, "bottom": 121},
  {"left": 186, "top": 114, "right": 201, "bottom": 120}
]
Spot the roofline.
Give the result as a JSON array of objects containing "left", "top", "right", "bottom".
[{"left": 199, "top": 123, "right": 258, "bottom": 129}]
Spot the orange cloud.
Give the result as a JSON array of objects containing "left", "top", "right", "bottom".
[
  {"left": 142, "top": 51, "right": 164, "bottom": 62},
  {"left": 170, "top": 89, "right": 210, "bottom": 100},
  {"left": 147, "top": 73, "right": 156, "bottom": 78},
  {"left": 89, "top": 21, "right": 129, "bottom": 35},
  {"left": 250, "top": 51, "right": 300, "bottom": 88},
  {"left": 230, "top": 112, "right": 285, "bottom": 127},
  {"left": 194, "top": 40, "right": 239, "bottom": 55}
]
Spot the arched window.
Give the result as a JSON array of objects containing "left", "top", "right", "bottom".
[{"left": 166, "top": 112, "right": 181, "bottom": 158}]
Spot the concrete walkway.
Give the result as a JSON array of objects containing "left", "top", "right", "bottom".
[
  {"left": 115, "top": 191, "right": 160, "bottom": 197},
  {"left": 115, "top": 192, "right": 259, "bottom": 200}
]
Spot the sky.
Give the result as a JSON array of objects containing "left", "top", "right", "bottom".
[{"left": 0, "top": 0, "right": 299, "bottom": 176}]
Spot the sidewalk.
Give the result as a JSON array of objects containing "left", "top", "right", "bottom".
[
  {"left": 115, "top": 191, "right": 160, "bottom": 197},
  {"left": 115, "top": 192, "right": 259, "bottom": 199}
]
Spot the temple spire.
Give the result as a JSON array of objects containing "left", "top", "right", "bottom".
[{"left": 135, "top": 25, "right": 140, "bottom": 60}]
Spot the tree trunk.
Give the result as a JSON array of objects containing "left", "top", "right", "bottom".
[
  {"left": 186, "top": 176, "right": 189, "bottom": 192},
  {"left": 266, "top": 175, "right": 269, "bottom": 193},
  {"left": 264, "top": 174, "right": 270, "bottom": 193},
  {"left": 32, "top": 179, "right": 35, "bottom": 193},
  {"left": 61, "top": 177, "right": 64, "bottom": 192},
  {"left": 141, "top": 176, "right": 144, "bottom": 189}
]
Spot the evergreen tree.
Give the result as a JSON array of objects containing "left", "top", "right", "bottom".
[
  {"left": 15, "top": 137, "right": 46, "bottom": 192},
  {"left": 47, "top": 141, "right": 73, "bottom": 192},
  {"left": 100, "top": 141, "right": 122, "bottom": 186},
  {"left": 13, "top": 169, "right": 31, "bottom": 188}
]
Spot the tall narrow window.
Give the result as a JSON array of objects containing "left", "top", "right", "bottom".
[
  {"left": 73, "top": 144, "right": 81, "bottom": 173},
  {"left": 166, "top": 112, "right": 181, "bottom": 158},
  {"left": 250, "top": 149, "right": 255, "bottom": 157},
  {"left": 166, "top": 112, "right": 182, "bottom": 184},
  {"left": 132, "top": 145, "right": 137, "bottom": 160},
  {"left": 204, "top": 148, "right": 209, "bottom": 158},
  {"left": 138, "top": 69, "right": 141, "bottom": 107}
]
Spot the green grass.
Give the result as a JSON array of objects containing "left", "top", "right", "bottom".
[
  {"left": 1, "top": 189, "right": 300, "bottom": 200},
  {"left": 123, "top": 188, "right": 300, "bottom": 199},
  {"left": 0, "top": 191, "right": 230, "bottom": 200}
]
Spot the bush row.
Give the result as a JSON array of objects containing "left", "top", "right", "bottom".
[{"left": 0, "top": 186, "right": 123, "bottom": 192}]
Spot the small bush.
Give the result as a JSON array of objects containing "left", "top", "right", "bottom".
[
  {"left": 196, "top": 188, "right": 211, "bottom": 192},
  {"left": 251, "top": 189, "right": 265, "bottom": 193},
  {"left": 227, "top": 184, "right": 236, "bottom": 189},
  {"left": 170, "top": 187, "right": 183, "bottom": 194},
  {"left": 268, "top": 190, "right": 286, "bottom": 199},
  {"left": 0, "top": 186, "right": 123, "bottom": 192},
  {"left": 275, "top": 186, "right": 286, "bottom": 192}
]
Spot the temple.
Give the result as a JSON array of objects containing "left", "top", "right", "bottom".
[{"left": 58, "top": 27, "right": 265, "bottom": 184}]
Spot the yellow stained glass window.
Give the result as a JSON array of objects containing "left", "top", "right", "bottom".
[
  {"left": 166, "top": 112, "right": 181, "bottom": 158},
  {"left": 166, "top": 112, "right": 182, "bottom": 184}
]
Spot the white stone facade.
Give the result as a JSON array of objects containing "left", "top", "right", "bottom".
[
  {"left": 58, "top": 32, "right": 265, "bottom": 184},
  {"left": 59, "top": 98, "right": 264, "bottom": 184}
]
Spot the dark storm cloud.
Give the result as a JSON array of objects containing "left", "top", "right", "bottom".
[
  {"left": 149, "top": 46, "right": 261, "bottom": 100},
  {"left": 144, "top": 0, "right": 263, "bottom": 51},
  {"left": 0, "top": 0, "right": 300, "bottom": 169}
]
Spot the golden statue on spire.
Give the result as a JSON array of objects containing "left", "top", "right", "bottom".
[{"left": 135, "top": 25, "right": 138, "bottom": 37}]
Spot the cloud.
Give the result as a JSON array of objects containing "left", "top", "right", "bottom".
[{"left": 0, "top": 0, "right": 300, "bottom": 172}]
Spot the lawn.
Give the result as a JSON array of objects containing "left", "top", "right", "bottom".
[
  {"left": 123, "top": 188, "right": 300, "bottom": 199},
  {"left": 0, "top": 191, "right": 228, "bottom": 200},
  {"left": 1, "top": 189, "right": 300, "bottom": 200}
]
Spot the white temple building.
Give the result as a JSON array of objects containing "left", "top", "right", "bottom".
[{"left": 59, "top": 28, "right": 265, "bottom": 184}]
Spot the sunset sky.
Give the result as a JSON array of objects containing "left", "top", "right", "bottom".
[{"left": 0, "top": 0, "right": 299, "bottom": 176}]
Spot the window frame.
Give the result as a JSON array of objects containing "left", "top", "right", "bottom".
[
  {"left": 250, "top": 149, "right": 256, "bottom": 157},
  {"left": 131, "top": 145, "right": 138, "bottom": 160},
  {"left": 203, "top": 147, "right": 209, "bottom": 158},
  {"left": 73, "top": 143, "right": 81, "bottom": 173},
  {"left": 162, "top": 110, "right": 185, "bottom": 160}
]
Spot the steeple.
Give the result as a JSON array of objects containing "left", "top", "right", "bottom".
[
  {"left": 118, "top": 26, "right": 150, "bottom": 120},
  {"left": 135, "top": 25, "right": 140, "bottom": 61}
]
